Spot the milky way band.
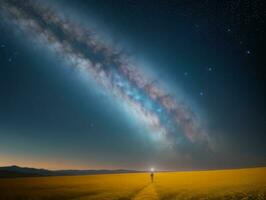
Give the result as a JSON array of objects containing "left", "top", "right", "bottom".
[{"left": 0, "top": 0, "right": 209, "bottom": 146}]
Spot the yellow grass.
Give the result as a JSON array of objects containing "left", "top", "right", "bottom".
[{"left": 0, "top": 167, "right": 265, "bottom": 200}]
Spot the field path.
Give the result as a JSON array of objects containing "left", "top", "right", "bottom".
[{"left": 133, "top": 183, "right": 160, "bottom": 200}]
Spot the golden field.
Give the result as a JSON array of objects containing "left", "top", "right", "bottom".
[{"left": 0, "top": 167, "right": 265, "bottom": 200}]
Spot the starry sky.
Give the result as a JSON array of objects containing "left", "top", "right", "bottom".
[{"left": 0, "top": 0, "right": 265, "bottom": 170}]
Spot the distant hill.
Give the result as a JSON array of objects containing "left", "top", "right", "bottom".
[{"left": 0, "top": 165, "right": 140, "bottom": 178}]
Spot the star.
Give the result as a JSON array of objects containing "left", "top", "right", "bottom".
[
  {"left": 227, "top": 28, "right": 231, "bottom": 32},
  {"left": 1, "top": 44, "right": 5, "bottom": 48},
  {"left": 199, "top": 91, "right": 204, "bottom": 96},
  {"left": 134, "top": 95, "right": 141, "bottom": 100},
  {"left": 208, "top": 67, "right": 212, "bottom": 72},
  {"left": 246, "top": 50, "right": 251, "bottom": 55},
  {"left": 8, "top": 57, "right": 12, "bottom": 62},
  {"left": 157, "top": 108, "right": 162, "bottom": 113},
  {"left": 184, "top": 72, "right": 188, "bottom": 76}
]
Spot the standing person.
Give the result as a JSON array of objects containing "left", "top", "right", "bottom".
[{"left": 150, "top": 168, "right": 154, "bottom": 183}]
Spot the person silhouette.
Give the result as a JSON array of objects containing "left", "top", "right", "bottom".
[
  {"left": 150, "top": 172, "right": 154, "bottom": 182},
  {"left": 150, "top": 168, "right": 154, "bottom": 183}
]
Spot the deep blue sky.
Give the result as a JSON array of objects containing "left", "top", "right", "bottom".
[{"left": 0, "top": 0, "right": 265, "bottom": 170}]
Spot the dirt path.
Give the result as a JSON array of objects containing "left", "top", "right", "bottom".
[{"left": 133, "top": 183, "right": 160, "bottom": 200}]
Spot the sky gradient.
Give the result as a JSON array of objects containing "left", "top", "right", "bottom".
[{"left": 0, "top": 0, "right": 265, "bottom": 170}]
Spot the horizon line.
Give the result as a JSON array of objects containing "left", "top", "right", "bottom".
[{"left": 1, "top": 164, "right": 265, "bottom": 173}]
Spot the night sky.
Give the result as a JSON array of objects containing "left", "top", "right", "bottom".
[{"left": 0, "top": 0, "right": 265, "bottom": 170}]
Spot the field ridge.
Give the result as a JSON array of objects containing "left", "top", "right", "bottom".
[{"left": 133, "top": 183, "right": 159, "bottom": 200}]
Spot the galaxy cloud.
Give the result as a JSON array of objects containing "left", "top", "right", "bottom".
[{"left": 0, "top": 0, "right": 209, "bottom": 146}]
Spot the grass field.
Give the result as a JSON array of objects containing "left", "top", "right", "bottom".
[{"left": 0, "top": 167, "right": 265, "bottom": 200}]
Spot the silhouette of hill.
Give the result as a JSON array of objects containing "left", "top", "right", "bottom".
[{"left": 0, "top": 165, "right": 140, "bottom": 178}]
